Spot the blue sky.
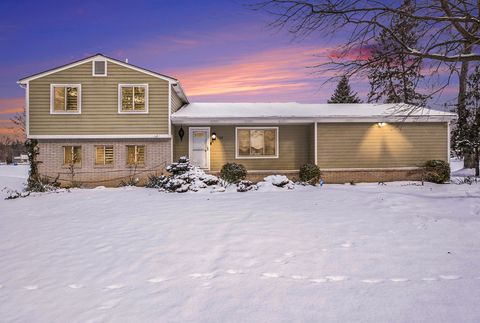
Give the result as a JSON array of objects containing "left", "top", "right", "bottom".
[{"left": 0, "top": 0, "right": 458, "bottom": 137}]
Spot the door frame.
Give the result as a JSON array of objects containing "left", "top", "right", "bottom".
[{"left": 188, "top": 126, "right": 210, "bottom": 170}]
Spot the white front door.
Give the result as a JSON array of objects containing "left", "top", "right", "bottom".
[{"left": 189, "top": 127, "right": 210, "bottom": 169}]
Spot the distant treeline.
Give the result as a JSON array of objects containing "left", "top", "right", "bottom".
[{"left": 0, "top": 141, "right": 27, "bottom": 164}]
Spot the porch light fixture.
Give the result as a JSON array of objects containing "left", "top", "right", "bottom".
[
  {"left": 210, "top": 132, "right": 217, "bottom": 145},
  {"left": 377, "top": 122, "right": 387, "bottom": 127}
]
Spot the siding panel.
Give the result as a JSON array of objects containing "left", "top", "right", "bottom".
[
  {"left": 173, "top": 125, "right": 314, "bottom": 171},
  {"left": 316, "top": 122, "right": 448, "bottom": 168},
  {"left": 29, "top": 61, "right": 170, "bottom": 135}
]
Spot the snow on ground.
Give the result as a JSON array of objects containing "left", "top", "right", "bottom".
[{"left": 1, "top": 165, "right": 480, "bottom": 322}]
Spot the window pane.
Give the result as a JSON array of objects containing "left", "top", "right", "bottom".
[
  {"left": 95, "top": 146, "right": 105, "bottom": 165},
  {"left": 66, "top": 87, "right": 78, "bottom": 111},
  {"left": 122, "top": 87, "right": 134, "bottom": 111},
  {"left": 250, "top": 130, "right": 264, "bottom": 156},
  {"left": 134, "top": 87, "right": 145, "bottom": 111},
  {"left": 264, "top": 129, "right": 276, "bottom": 156},
  {"left": 73, "top": 146, "right": 81, "bottom": 164},
  {"left": 136, "top": 146, "right": 145, "bottom": 165},
  {"left": 105, "top": 146, "right": 114, "bottom": 165},
  {"left": 94, "top": 61, "right": 106, "bottom": 75},
  {"left": 54, "top": 87, "right": 65, "bottom": 111},
  {"left": 238, "top": 129, "right": 250, "bottom": 156},
  {"left": 63, "top": 146, "right": 72, "bottom": 165},
  {"left": 127, "top": 146, "right": 136, "bottom": 165}
]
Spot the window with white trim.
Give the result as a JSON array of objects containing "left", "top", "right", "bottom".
[
  {"left": 51, "top": 85, "right": 81, "bottom": 113},
  {"left": 236, "top": 127, "right": 278, "bottom": 158},
  {"left": 126, "top": 145, "right": 145, "bottom": 166},
  {"left": 95, "top": 145, "right": 114, "bottom": 166},
  {"left": 93, "top": 60, "right": 107, "bottom": 76},
  {"left": 119, "top": 84, "right": 148, "bottom": 113},
  {"left": 63, "top": 146, "right": 82, "bottom": 166}
]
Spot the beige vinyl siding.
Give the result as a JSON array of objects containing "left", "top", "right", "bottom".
[
  {"left": 29, "top": 61, "right": 169, "bottom": 135},
  {"left": 173, "top": 125, "right": 314, "bottom": 171},
  {"left": 170, "top": 86, "right": 184, "bottom": 113},
  {"left": 317, "top": 122, "right": 448, "bottom": 168}
]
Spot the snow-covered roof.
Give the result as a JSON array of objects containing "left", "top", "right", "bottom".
[{"left": 171, "top": 102, "right": 456, "bottom": 124}]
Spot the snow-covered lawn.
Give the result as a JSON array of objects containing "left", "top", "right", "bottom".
[{"left": 1, "top": 165, "right": 480, "bottom": 322}]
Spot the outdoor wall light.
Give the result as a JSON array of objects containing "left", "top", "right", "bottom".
[
  {"left": 210, "top": 132, "right": 217, "bottom": 145},
  {"left": 377, "top": 122, "right": 387, "bottom": 127}
]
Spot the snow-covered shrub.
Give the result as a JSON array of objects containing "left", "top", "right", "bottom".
[
  {"left": 146, "top": 174, "right": 168, "bottom": 188},
  {"left": 152, "top": 157, "right": 220, "bottom": 193},
  {"left": 236, "top": 180, "right": 257, "bottom": 192},
  {"left": 424, "top": 160, "right": 450, "bottom": 184},
  {"left": 2, "top": 188, "right": 31, "bottom": 200},
  {"left": 220, "top": 163, "right": 247, "bottom": 183},
  {"left": 264, "top": 175, "right": 290, "bottom": 187},
  {"left": 299, "top": 163, "right": 322, "bottom": 185}
]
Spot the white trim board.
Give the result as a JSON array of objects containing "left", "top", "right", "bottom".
[
  {"left": 17, "top": 54, "right": 177, "bottom": 84},
  {"left": 171, "top": 116, "right": 456, "bottom": 125},
  {"left": 235, "top": 126, "right": 279, "bottom": 159},
  {"left": 28, "top": 134, "right": 172, "bottom": 139},
  {"left": 189, "top": 127, "right": 211, "bottom": 170}
]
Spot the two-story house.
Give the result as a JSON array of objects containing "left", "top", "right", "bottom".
[
  {"left": 18, "top": 54, "right": 456, "bottom": 186},
  {"left": 18, "top": 54, "right": 188, "bottom": 185}
]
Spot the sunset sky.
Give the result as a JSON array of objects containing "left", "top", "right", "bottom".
[{"left": 0, "top": 0, "right": 458, "bottom": 138}]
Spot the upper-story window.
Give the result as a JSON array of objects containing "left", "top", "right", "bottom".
[
  {"left": 92, "top": 59, "right": 107, "bottom": 76},
  {"left": 50, "top": 84, "right": 81, "bottom": 114},
  {"left": 118, "top": 84, "right": 148, "bottom": 113}
]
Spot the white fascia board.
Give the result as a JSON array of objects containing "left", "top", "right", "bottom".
[
  {"left": 172, "top": 82, "right": 189, "bottom": 103},
  {"left": 17, "top": 54, "right": 177, "bottom": 84},
  {"left": 28, "top": 134, "right": 172, "bottom": 139},
  {"left": 170, "top": 116, "right": 456, "bottom": 125}
]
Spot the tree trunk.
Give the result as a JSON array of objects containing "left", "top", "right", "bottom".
[
  {"left": 475, "top": 148, "right": 480, "bottom": 177},
  {"left": 464, "top": 153, "right": 477, "bottom": 169}
]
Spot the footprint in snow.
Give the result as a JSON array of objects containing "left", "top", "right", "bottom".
[
  {"left": 68, "top": 284, "right": 83, "bottom": 289},
  {"left": 390, "top": 278, "right": 409, "bottom": 282},
  {"left": 284, "top": 252, "right": 295, "bottom": 257},
  {"left": 147, "top": 277, "right": 167, "bottom": 283},
  {"left": 439, "top": 275, "right": 461, "bottom": 280},
  {"left": 325, "top": 276, "right": 347, "bottom": 282},
  {"left": 422, "top": 277, "right": 438, "bottom": 281},
  {"left": 341, "top": 241, "right": 353, "bottom": 248},
  {"left": 274, "top": 258, "right": 288, "bottom": 264},
  {"left": 361, "top": 278, "right": 385, "bottom": 284},
  {"left": 291, "top": 275, "right": 307, "bottom": 280},
  {"left": 226, "top": 269, "right": 244, "bottom": 275},
  {"left": 98, "top": 299, "right": 120, "bottom": 310},
  {"left": 189, "top": 273, "right": 216, "bottom": 279},
  {"left": 310, "top": 278, "right": 327, "bottom": 283},
  {"left": 262, "top": 273, "right": 280, "bottom": 278},
  {"left": 105, "top": 284, "right": 125, "bottom": 290},
  {"left": 23, "top": 285, "right": 38, "bottom": 290}
]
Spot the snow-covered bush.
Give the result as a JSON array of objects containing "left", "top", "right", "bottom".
[
  {"left": 220, "top": 163, "right": 247, "bottom": 183},
  {"left": 299, "top": 163, "right": 322, "bottom": 185},
  {"left": 149, "top": 156, "right": 220, "bottom": 193},
  {"left": 424, "top": 160, "right": 450, "bottom": 184},
  {"left": 259, "top": 175, "right": 295, "bottom": 190},
  {"left": 236, "top": 180, "right": 257, "bottom": 192}
]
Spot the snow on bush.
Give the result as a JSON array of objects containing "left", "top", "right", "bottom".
[
  {"left": 257, "top": 175, "right": 295, "bottom": 190},
  {"left": 236, "top": 180, "right": 257, "bottom": 192},
  {"left": 147, "top": 156, "right": 221, "bottom": 193}
]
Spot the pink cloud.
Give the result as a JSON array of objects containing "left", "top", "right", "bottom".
[{"left": 169, "top": 46, "right": 335, "bottom": 101}]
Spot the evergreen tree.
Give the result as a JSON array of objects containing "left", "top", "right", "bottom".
[
  {"left": 452, "top": 65, "right": 480, "bottom": 176},
  {"left": 328, "top": 75, "right": 361, "bottom": 103},
  {"left": 367, "top": 0, "right": 427, "bottom": 106}
]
